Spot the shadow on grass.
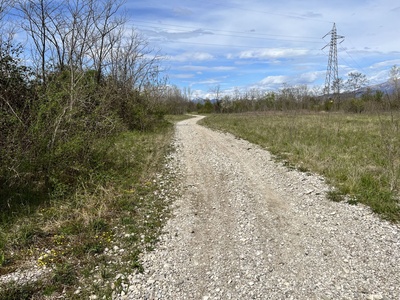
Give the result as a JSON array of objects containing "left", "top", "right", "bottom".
[{"left": 0, "top": 184, "right": 50, "bottom": 227}]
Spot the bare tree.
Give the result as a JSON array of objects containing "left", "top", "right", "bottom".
[
  {"left": 209, "top": 84, "right": 221, "bottom": 100},
  {"left": 389, "top": 65, "right": 400, "bottom": 101},
  {"left": 109, "top": 29, "right": 162, "bottom": 91},
  {"left": 45, "top": 7, "right": 68, "bottom": 71},
  {"left": 182, "top": 86, "right": 192, "bottom": 101},
  {"left": 332, "top": 77, "right": 344, "bottom": 101},
  {"left": 89, "top": 0, "right": 125, "bottom": 84},
  {"left": 0, "top": 0, "right": 26, "bottom": 125},
  {"left": 17, "top": 0, "right": 61, "bottom": 87},
  {"left": 345, "top": 72, "right": 368, "bottom": 95},
  {"left": 46, "top": 0, "right": 94, "bottom": 71},
  {"left": 0, "top": 0, "right": 16, "bottom": 51}
]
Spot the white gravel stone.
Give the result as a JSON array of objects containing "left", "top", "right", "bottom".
[{"left": 113, "top": 115, "right": 400, "bottom": 299}]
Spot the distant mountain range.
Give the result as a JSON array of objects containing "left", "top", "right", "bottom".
[
  {"left": 192, "top": 81, "right": 398, "bottom": 102},
  {"left": 356, "top": 80, "right": 396, "bottom": 96}
]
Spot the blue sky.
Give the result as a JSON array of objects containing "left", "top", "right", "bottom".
[{"left": 126, "top": 0, "right": 400, "bottom": 98}]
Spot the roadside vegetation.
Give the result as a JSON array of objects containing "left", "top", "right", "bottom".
[
  {"left": 1, "top": 124, "right": 177, "bottom": 299},
  {"left": 200, "top": 111, "right": 400, "bottom": 222},
  {"left": 0, "top": 0, "right": 193, "bottom": 298}
]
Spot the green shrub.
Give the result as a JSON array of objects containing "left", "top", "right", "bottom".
[
  {"left": 0, "top": 281, "right": 43, "bottom": 300},
  {"left": 52, "top": 263, "right": 78, "bottom": 287}
]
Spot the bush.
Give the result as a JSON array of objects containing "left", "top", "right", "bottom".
[
  {"left": 344, "top": 98, "right": 365, "bottom": 113},
  {"left": 1, "top": 59, "right": 168, "bottom": 222}
]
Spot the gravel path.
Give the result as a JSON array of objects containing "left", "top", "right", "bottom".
[{"left": 115, "top": 115, "right": 400, "bottom": 300}]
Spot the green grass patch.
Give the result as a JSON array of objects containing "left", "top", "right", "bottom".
[
  {"left": 0, "top": 281, "right": 45, "bottom": 300},
  {"left": 200, "top": 112, "right": 400, "bottom": 222},
  {"left": 0, "top": 120, "right": 176, "bottom": 297}
]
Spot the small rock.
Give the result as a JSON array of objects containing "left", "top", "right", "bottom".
[{"left": 367, "top": 295, "right": 384, "bottom": 300}]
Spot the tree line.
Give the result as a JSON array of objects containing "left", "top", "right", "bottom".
[{"left": 196, "top": 68, "right": 400, "bottom": 114}]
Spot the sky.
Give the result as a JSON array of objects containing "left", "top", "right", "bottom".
[{"left": 126, "top": 0, "right": 400, "bottom": 98}]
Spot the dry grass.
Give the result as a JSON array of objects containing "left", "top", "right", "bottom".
[
  {"left": 200, "top": 111, "right": 400, "bottom": 222},
  {"left": 0, "top": 122, "right": 176, "bottom": 298}
]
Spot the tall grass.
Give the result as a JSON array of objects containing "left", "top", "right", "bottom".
[
  {"left": 200, "top": 112, "right": 400, "bottom": 222},
  {"left": 0, "top": 120, "right": 175, "bottom": 298}
]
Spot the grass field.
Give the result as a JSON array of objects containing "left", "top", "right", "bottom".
[
  {"left": 0, "top": 120, "right": 176, "bottom": 298},
  {"left": 200, "top": 111, "right": 400, "bottom": 222}
]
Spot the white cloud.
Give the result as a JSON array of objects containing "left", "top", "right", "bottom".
[
  {"left": 138, "top": 28, "right": 213, "bottom": 41},
  {"left": 298, "top": 71, "right": 325, "bottom": 84},
  {"left": 172, "top": 7, "right": 194, "bottom": 16},
  {"left": 257, "top": 71, "right": 324, "bottom": 89},
  {"left": 179, "top": 65, "right": 236, "bottom": 72},
  {"left": 197, "top": 79, "right": 220, "bottom": 85},
  {"left": 369, "top": 59, "right": 400, "bottom": 70},
  {"left": 172, "top": 73, "right": 195, "bottom": 79},
  {"left": 368, "top": 70, "right": 390, "bottom": 84},
  {"left": 169, "top": 52, "right": 214, "bottom": 62},
  {"left": 238, "top": 48, "right": 309, "bottom": 59},
  {"left": 259, "top": 75, "right": 289, "bottom": 85}
]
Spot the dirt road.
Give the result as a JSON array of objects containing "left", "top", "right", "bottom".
[{"left": 117, "top": 115, "right": 400, "bottom": 299}]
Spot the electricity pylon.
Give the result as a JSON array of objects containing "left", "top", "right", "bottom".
[{"left": 322, "top": 23, "right": 344, "bottom": 96}]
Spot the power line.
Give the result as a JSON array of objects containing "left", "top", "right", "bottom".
[
  {"left": 159, "top": 39, "right": 324, "bottom": 52},
  {"left": 133, "top": 21, "right": 324, "bottom": 45},
  {"left": 338, "top": 45, "right": 369, "bottom": 75}
]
